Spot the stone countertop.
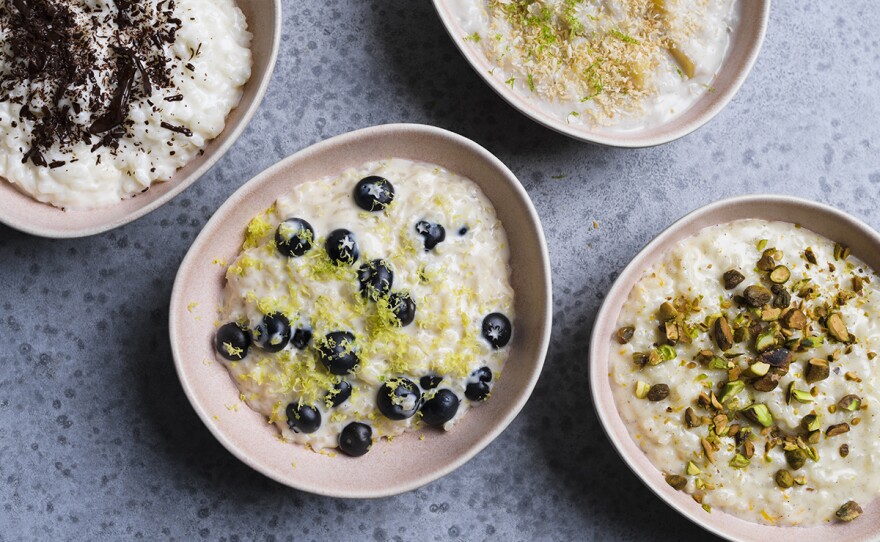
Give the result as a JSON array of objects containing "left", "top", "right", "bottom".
[{"left": 1, "top": 1, "right": 878, "bottom": 540}]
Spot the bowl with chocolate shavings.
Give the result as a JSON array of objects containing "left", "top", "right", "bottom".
[{"left": 0, "top": 0, "right": 281, "bottom": 238}]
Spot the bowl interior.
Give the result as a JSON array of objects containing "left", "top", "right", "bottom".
[
  {"left": 169, "top": 124, "right": 552, "bottom": 498},
  {"left": 432, "top": 0, "right": 770, "bottom": 147},
  {"left": 0, "top": 0, "right": 280, "bottom": 238},
  {"left": 590, "top": 196, "right": 880, "bottom": 541}
]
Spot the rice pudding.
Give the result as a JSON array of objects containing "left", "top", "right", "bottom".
[
  {"left": 611, "top": 219, "right": 879, "bottom": 526},
  {"left": 448, "top": 0, "right": 738, "bottom": 130},
  {"left": 0, "top": 0, "right": 252, "bottom": 209},
  {"left": 214, "top": 159, "right": 515, "bottom": 457}
]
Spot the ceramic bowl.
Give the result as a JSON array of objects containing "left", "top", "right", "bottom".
[
  {"left": 169, "top": 123, "right": 552, "bottom": 498},
  {"left": 0, "top": 0, "right": 282, "bottom": 239},
  {"left": 431, "top": 1, "right": 770, "bottom": 147},
  {"left": 589, "top": 195, "right": 880, "bottom": 541}
]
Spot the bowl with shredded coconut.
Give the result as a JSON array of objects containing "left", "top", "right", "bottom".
[
  {"left": 433, "top": 0, "right": 770, "bottom": 147},
  {"left": 0, "top": 0, "right": 281, "bottom": 238}
]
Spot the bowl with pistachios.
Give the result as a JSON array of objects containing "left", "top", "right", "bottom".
[{"left": 590, "top": 195, "right": 880, "bottom": 540}]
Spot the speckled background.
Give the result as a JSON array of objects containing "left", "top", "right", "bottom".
[{"left": 1, "top": 1, "right": 879, "bottom": 541}]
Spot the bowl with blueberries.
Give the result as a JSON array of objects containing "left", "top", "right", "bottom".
[{"left": 170, "top": 124, "right": 551, "bottom": 497}]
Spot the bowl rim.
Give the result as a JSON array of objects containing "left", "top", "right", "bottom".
[
  {"left": 0, "top": 0, "right": 283, "bottom": 239},
  {"left": 588, "top": 194, "right": 880, "bottom": 541},
  {"left": 430, "top": 0, "right": 771, "bottom": 148},
  {"left": 168, "top": 122, "right": 553, "bottom": 498}
]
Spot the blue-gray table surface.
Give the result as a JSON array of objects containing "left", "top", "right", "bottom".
[{"left": 2, "top": 1, "right": 878, "bottom": 541}]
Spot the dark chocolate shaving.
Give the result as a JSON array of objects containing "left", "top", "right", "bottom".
[
  {"left": 0, "top": 0, "right": 184, "bottom": 167},
  {"left": 160, "top": 122, "right": 193, "bottom": 137}
]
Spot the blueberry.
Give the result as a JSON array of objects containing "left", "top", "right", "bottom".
[
  {"left": 465, "top": 367, "right": 493, "bottom": 402},
  {"left": 458, "top": 226, "right": 468, "bottom": 236},
  {"left": 376, "top": 378, "right": 421, "bottom": 420},
  {"left": 415, "top": 220, "right": 445, "bottom": 251},
  {"left": 481, "top": 313, "right": 512, "bottom": 349},
  {"left": 358, "top": 259, "right": 394, "bottom": 300},
  {"left": 465, "top": 381, "right": 490, "bottom": 402},
  {"left": 275, "top": 218, "right": 314, "bottom": 257},
  {"left": 353, "top": 176, "right": 395, "bottom": 211},
  {"left": 420, "top": 389, "right": 460, "bottom": 426},
  {"left": 286, "top": 403, "right": 321, "bottom": 434},
  {"left": 325, "top": 229, "right": 359, "bottom": 265},
  {"left": 215, "top": 322, "right": 251, "bottom": 361},
  {"left": 419, "top": 375, "right": 443, "bottom": 390},
  {"left": 317, "top": 331, "right": 359, "bottom": 375},
  {"left": 253, "top": 313, "right": 291, "bottom": 353},
  {"left": 473, "top": 366, "right": 493, "bottom": 383},
  {"left": 325, "top": 380, "right": 352, "bottom": 407},
  {"left": 291, "top": 327, "right": 312, "bottom": 350},
  {"left": 388, "top": 292, "right": 416, "bottom": 326},
  {"left": 339, "top": 422, "right": 373, "bottom": 457}
]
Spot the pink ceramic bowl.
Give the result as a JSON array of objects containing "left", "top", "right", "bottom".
[
  {"left": 169, "top": 123, "right": 552, "bottom": 498},
  {"left": 432, "top": 1, "right": 770, "bottom": 147},
  {"left": 590, "top": 195, "right": 880, "bottom": 541},
  {"left": 0, "top": 0, "right": 281, "bottom": 239}
]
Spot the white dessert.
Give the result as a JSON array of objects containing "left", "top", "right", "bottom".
[
  {"left": 449, "top": 0, "right": 738, "bottom": 130},
  {"left": 216, "top": 158, "right": 515, "bottom": 453},
  {"left": 611, "top": 219, "right": 879, "bottom": 526},
  {"left": 0, "top": 0, "right": 252, "bottom": 209}
]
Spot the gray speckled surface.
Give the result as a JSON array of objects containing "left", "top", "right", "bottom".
[{"left": 1, "top": 1, "right": 879, "bottom": 540}]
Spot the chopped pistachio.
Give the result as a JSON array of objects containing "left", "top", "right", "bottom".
[
  {"left": 852, "top": 275, "right": 864, "bottom": 293},
  {"left": 805, "top": 358, "right": 830, "bottom": 384},
  {"left": 788, "top": 385, "right": 814, "bottom": 404},
  {"left": 663, "top": 321, "right": 679, "bottom": 344},
  {"left": 757, "top": 248, "right": 781, "bottom": 271},
  {"left": 708, "top": 356, "right": 729, "bottom": 370},
  {"left": 743, "top": 285, "right": 773, "bottom": 307},
  {"left": 713, "top": 316, "right": 734, "bottom": 351},
  {"left": 746, "top": 361, "right": 770, "bottom": 377},
  {"left": 826, "top": 313, "right": 850, "bottom": 343},
  {"left": 803, "top": 247, "right": 817, "bottom": 264},
  {"left": 632, "top": 352, "right": 649, "bottom": 367},
  {"left": 647, "top": 384, "right": 670, "bottom": 402},
  {"left": 760, "top": 307, "right": 782, "bottom": 321},
  {"left": 769, "top": 265, "right": 791, "bottom": 284},
  {"left": 781, "top": 308, "right": 806, "bottom": 330},
  {"left": 647, "top": 349, "right": 663, "bottom": 366},
  {"left": 785, "top": 448, "right": 807, "bottom": 470},
  {"left": 742, "top": 438, "right": 755, "bottom": 459},
  {"left": 775, "top": 469, "right": 794, "bottom": 489},
  {"left": 665, "top": 474, "right": 687, "bottom": 491},
  {"left": 657, "top": 344, "right": 677, "bottom": 362},
  {"left": 771, "top": 284, "right": 791, "bottom": 309},
  {"left": 743, "top": 404, "right": 773, "bottom": 427},
  {"left": 719, "top": 380, "right": 744, "bottom": 403},
  {"left": 684, "top": 407, "right": 701, "bottom": 428},
  {"left": 635, "top": 381, "right": 651, "bottom": 399},
  {"left": 801, "top": 414, "right": 822, "bottom": 432},
  {"left": 754, "top": 329, "right": 778, "bottom": 352},
  {"left": 838, "top": 394, "right": 861, "bottom": 411},
  {"left": 713, "top": 413, "right": 729, "bottom": 435},
  {"left": 616, "top": 326, "right": 635, "bottom": 344},
  {"left": 826, "top": 423, "right": 851, "bottom": 437},
  {"left": 840, "top": 444, "right": 850, "bottom": 457},
  {"left": 835, "top": 501, "right": 862, "bottom": 522},
  {"left": 701, "top": 438, "right": 716, "bottom": 463},
  {"left": 686, "top": 461, "right": 701, "bottom": 476},
  {"left": 729, "top": 454, "right": 750, "bottom": 469},
  {"left": 722, "top": 269, "right": 745, "bottom": 289},
  {"left": 659, "top": 301, "right": 678, "bottom": 321}
]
